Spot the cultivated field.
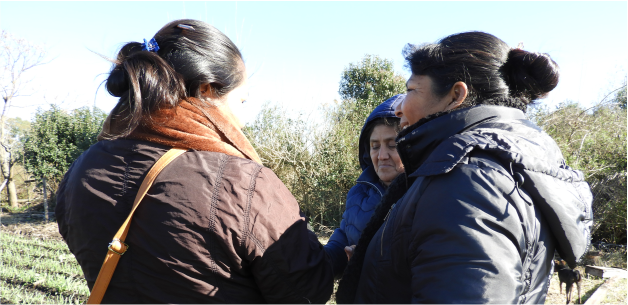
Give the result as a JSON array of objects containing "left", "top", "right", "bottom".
[
  {"left": 1, "top": 214, "right": 88, "bottom": 304},
  {"left": 1, "top": 213, "right": 625, "bottom": 304}
]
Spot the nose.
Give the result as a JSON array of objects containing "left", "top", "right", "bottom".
[
  {"left": 394, "top": 100, "right": 403, "bottom": 118},
  {"left": 378, "top": 147, "right": 390, "bottom": 160}
]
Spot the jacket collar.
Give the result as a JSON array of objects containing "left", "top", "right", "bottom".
[{"left": 396, "top": 105, "right": 525, "bottom": 177}]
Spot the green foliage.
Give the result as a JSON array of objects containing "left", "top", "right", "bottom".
[
  {"left": 22, "top": 105, "right": 106, "bottom": 183},
  {"left": 531, "top": 87, "right": 627, "bottom": 244},
  {"left": 339, "top": 54, "right": 406, "bottom": 112},
  {"left": 616, "top": 85, "right": 626, "bottom": 110},
  {"left": 244, "top": 103, "right": 351, "bottom": 229},
  {"left": 4, "top": 117, "right": 31, "bottom": 151},
  {"left": 246, "top": 55, "right": 406, "bottom": 230}
]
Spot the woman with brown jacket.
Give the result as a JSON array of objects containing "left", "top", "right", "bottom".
[{"left": 55, "top": 19, "right": 334, "bottom": 303}]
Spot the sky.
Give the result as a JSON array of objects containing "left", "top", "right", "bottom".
[{"left": 1, "top": 1, "right": 626, "bottom": 125}]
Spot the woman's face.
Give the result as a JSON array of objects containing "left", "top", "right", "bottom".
[
  {"left": 395, "top": 74, "right": 451, "bottom": 129},
  {"left": 204, "top": 69, "right": 249, "bottom": 128},
  {"left": 369, "top": 124, "right": 405, "bottom": 186},
  {"left": 224, "top": 75, "right": 249, "bottom": 128}
]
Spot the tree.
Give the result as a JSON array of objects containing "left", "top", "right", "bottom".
[
  {"left": 3, "top": 117, "right": 30, "bottom": 160},
  {"left": 339, "top": 54, "right": 406, "bottom": 111},
  {"left": 335, "top": 54, "right": 407, "bottom": 141},
  {"left": 0, "top": 31, "right": 48, "bottom": 207},
  {"left": 22, "top": 105, "right": 106, "bottom": 199}
]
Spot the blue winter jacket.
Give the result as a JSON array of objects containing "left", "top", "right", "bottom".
[{"left": 324, "top": 94, "right": 405, "bottom": 276}]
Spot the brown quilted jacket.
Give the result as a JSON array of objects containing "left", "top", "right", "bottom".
[
  {"left": 56, "top": 140, "right": 334, "bottom": 303},
  {"left": 56, "top": 100, "right": 334, "bottom": 303}
]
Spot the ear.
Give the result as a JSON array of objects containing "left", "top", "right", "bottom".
[
  {"left": 444, "top": 81, "right": 468, "bottom": 111},
  {"left": 200, "top": 83, "right": 217, "bottom": 99}
]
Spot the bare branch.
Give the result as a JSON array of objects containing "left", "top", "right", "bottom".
[
  {"left": 579, "top": 84, "right": 627, "bottom": 116},
  {"left": 0, "top": 30, "right": 49, "bottom": 118}
]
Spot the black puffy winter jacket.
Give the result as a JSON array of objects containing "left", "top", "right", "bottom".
[{"left": 354, "top": 105, "right": 593, "bottom": 304}]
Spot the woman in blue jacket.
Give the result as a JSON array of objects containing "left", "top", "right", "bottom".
[{"left": 324, "top": 94, "right": 405, "bottom": 276}]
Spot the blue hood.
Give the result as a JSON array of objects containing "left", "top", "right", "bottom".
[{"left": 357, "top": 94, "right": 405, "bottom": 183}]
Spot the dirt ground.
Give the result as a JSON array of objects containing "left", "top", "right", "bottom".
[{"left": 0, "top": 212, "right": 62, "bottom": 240}]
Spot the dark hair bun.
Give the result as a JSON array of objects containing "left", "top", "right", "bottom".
[
  {"left": 503, "top": 49, "right": 560, "bottom": 101},
  {"left": 106, "top": 64, "right": 130, "bottom": 97},
  {"left": 105, "top": 42, "right": 143, "bottom": 97}
]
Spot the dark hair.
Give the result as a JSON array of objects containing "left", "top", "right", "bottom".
[
  {"left": 103, "top": 19, "right": 245, "bottom": 139},
  {"left": 363, "top": 117, "right": 401, "bottom": 141},
  {"left": 403, "top": 31, "right": 559, "bottom": 111},
  {"left": 360, "top": 117, "right": 401, "bottom": 171}
]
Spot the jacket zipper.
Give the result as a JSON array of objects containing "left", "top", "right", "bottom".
[
  {"left": 381, "top": 203, "right": 397, "bottom": 256},
  {"left": 357, "top": 180, "right": 384, "bottom": 197}
]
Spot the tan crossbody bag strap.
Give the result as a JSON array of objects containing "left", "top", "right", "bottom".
[{"left": 87, "top": 148, "right": 187, "bottom": 304}]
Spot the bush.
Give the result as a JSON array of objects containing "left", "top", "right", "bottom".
[
  {"left": 244, "top": 102, "right": 361, "bottom": 231},
  {"left": 245, "top": 55, "right": 405, "bottom": 231},
  {"left": 530, "top": 85, "right": 627, "bottom": 244},
  {"left": 22, "top": 105, "right": 107, "bottom": 195}
]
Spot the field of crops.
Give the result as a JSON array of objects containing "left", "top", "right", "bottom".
[{"left": 0, "top": 232, "right": 89, "bottom": 304}]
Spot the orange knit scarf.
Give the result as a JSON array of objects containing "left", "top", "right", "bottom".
[{"left": 98, "top": 98, "right": 262, "bottom": 165}]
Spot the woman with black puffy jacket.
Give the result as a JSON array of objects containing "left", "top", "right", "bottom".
[{"left": 336, "top": 31, "right": 593, "bottom": 304}]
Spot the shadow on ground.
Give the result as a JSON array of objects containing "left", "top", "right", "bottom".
[{"left": 0, "top": 212, "right": 62, "bottom": 240}]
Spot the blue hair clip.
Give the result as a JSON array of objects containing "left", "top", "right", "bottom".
[{"left": 142, "top": 38, "right": 160, "bottom": 52}]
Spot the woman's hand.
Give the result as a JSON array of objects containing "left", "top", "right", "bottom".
[{"left": 345, "top": 245, "right": 356, "bottom": 260}]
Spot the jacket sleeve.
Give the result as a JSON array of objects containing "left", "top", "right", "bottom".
[
  {"left": 407, "top": 164, "right": 526, "bottom": 304},
  {"left": 324, "top": 183, "right": 363, "bottom": 278},
  {"left": 246, "top": 167, "right": 334, "bottom": 304},
  {"left": 324, "top": 227, "right": 349, "bottom": 278},
  {"left": 55, "top": 160, "right": 78, "bottom": 245}
]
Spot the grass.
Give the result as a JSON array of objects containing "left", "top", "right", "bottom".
[
  {"left": 603, "top": 278, "right": 627, "bottom": 304},
  {"left": 1, "top": 282, "right": 85, "bottom": 305},
  {"left": 0, "top": 215, "right": 89, "bottom": 305},
  {"left": 0, "top": 226, "right": 88, "bottom": 304}
]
